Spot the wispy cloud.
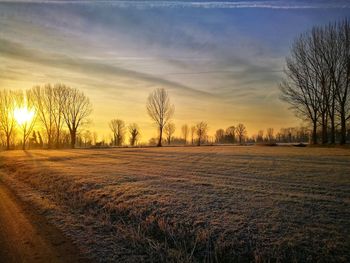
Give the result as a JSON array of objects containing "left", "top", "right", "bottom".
[
  {"left": 0, "top": 38, "right": 213, "bottom": 97},
  {"left": 1, "top": 1, "right": 349, "bottom": 9}
]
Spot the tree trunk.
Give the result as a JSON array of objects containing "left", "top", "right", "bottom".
[
  {"left": 56, "top": 131, "right": 60, "bottom": 149},
  {"left": 312, "top": 121, "right": 318, "bottom": 144},
  {"left": 38, "top": 132, "right": 43, "bottom": 148},
  {"left": 321, "top": 113, "right": 328, "bottom": 144},
  {"left": 340, "top": 113, "right": 347, "bottom": 145},
  {"left": 70, "top": 130, "right": 76, "bottom": 149},
  {"left": 157, "top": 127, "right": 163, "bottom": 147},
  {"left": 6, "top": 135, "right": 10, "bottom": 150},
  {"left": 22, "top": 133, "right": 26, "bottom": 150},
  {"left": 329, "top": 97, "right": 336, "bottom": 144},
  {"left": 117, "top": 135, "right": 122, "bottom": 146},
  {"left": 48, "top": 134, "right": 53, "bottom": 149},
  {"left": 329, "top": 112, "right": 336, "bottom": 144}
]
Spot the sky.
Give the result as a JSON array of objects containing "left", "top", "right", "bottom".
[{"left": 0, "top": 0, "right": 349, "bottom": 142}]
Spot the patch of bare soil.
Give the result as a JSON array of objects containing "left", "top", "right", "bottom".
[{"left": 0, "top": 180, "right": 91, "bottom": 263}]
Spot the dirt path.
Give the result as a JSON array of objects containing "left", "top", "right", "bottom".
[{"left": 0, "top": 180, "right": 91, "bottom": 263}]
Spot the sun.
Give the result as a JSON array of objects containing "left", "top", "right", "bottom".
[{"left": 14, "top": 107, "right": 35, "bottom": 125}]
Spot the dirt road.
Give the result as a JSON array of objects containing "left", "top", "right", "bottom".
[{"left": 0, "top": 180, "right": 91, "bottom": 263}]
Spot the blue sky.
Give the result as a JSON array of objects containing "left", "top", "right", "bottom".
[{"left": 1, "top": 1, "right": 349, "bottom": 140}]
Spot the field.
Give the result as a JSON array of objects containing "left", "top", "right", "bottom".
[{"left": 0, "top": 146, "right": 349, "bottom": 262}]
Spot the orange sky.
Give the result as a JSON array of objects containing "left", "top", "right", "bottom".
[{"left": 2, "top": 1, "right": 347, "bottom": 142}]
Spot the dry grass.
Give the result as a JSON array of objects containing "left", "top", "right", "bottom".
[{"left": 0, "top": 146, "right": 349, "bottom": 262}]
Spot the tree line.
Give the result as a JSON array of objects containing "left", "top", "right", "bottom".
[
  {"left": 145, "top": 89, "right": 249, "bottom": 146},
  {"left": 0, "top": 84, "right": 92, "bottom": 150},
  {"left": 0, "top": 84, "right": 340, "bottom": 150},
  {"left": 109, "top": 119, "right": 140, "bottom": 147},
  {"left": 141, "top": 88, "right": 211, "bottom": 146},
  {"left": 148, "top": 121, "right": 210, "bottom": 146},
  {"left": 281, "top": 18, "right": 350, "bottom": 145}
]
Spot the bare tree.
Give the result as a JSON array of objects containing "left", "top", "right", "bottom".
[
  {"left": 164, "top": 122, "right": 176, "bottom": 145},
  {"left": 215, "top": 129, "right": 225, "bottom": 143},
  {"left": 109, "top": 119, "right": 125, "bottom": 146},
  {"left": 196, "top": 122, "right": 208, "bottom": 146},
  {"left": 16, "top": 91, "right": 37, "bottom": 150},
  {"left": 225, "top": 126, "right": 235, "bottom": 143},
  {"left": 281, "top": 19, "right": 350, "bottom": 145},
  {"left": 146, "top": 88, "right": 174, "bottom": 147},
  {"left": 280, "top": 34, "right": 321, "bottom": 144},
  {"left": 190, "top": 125, "right": 196, "bottom": 145},
  {"left": 266, "top": 128, "right": 274, "bottom": 142},
  {"left": 257, "top": 130, "right": 264, "bottom": 143},
  {"left": 27, "top": 83, "right": 68, "bottom": 149},
  {"left": 82, "top": 130, "right": 92, "bottom": 147},
  {"left": 28, "top": 84, "right": 56, "bottom": 148},
  {"left": 312, "top": 20, "right": 350, "bottom": 144},
  {"left": 0, "top": 89, "right": 21, "bottom": 150},
  {"left": 129, "top": 123, "right": 140, "bottom": 146},
  {"left": 53, "top": 84, "right": 68, "bottom": 148},
  {"left": 333, "top": 20, "right": 350, "bottom": 144},
  {"left": 236, "top": 123, "right": 247, "bottom": 144},
  {"left": 0, "top": 131, "right": 4, "bottom": 148},
  {"left": 181, "top": 124, "right": 189, "bottom": 144},
  {"left": 92, "top": 131, "right": 98, "bottom": 146},
  {"left": 62, "top": 87, "right": 92, "bottom": 149}
]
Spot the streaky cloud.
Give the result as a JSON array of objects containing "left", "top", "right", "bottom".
[
  {"left": 0, "top": 38, "right": 212, "bottom": 97},
  {"left": 1, "top": 1, "right": 350, "bottom": 9}
]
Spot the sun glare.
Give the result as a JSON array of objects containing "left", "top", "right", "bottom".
[{"left": 14, "top": 107, "right": 35, "bottom": 125}]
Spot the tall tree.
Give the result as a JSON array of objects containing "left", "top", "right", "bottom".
[
  {"left": 196, "top": 122, "right": 208, "bottom": 146},
  {"left": 0, "top": 89, "right": 21, "bottom": 150},
  {"left": 164, "top": 122, "right": 176, "bottom": 145},
  {"left": 281, "top": 19, "right": 350, "bottom": 144},
  {"left": 190, "top": 126, "right": 196, "bottom": 145},
  {"left": 82, "top": 130, "right": 92, "bottom": 147},
  {"left": 109, "top": 119, "right": 125, "bottom": 146},
  {"left": 62, "top": 87, "right": 92, "bottom": 148},
  {"left": 128, "top": 123, "right": 140, "bottom": 146},
  {"left": 266, "top": 128, "right": 274, "bottom": 142},
  {"left": 215, "top": 129, "right": 225, "bottom": 143},
  {"left": 146, "top": 88, "right": 174, "bottom": 147},
  {"left": 225, "top": 126, "right": 236, "bottom": 143},
  {"left": 334, "top": 20, "right": 350, "bottom": 144},
  {"left": 257, "top": 130, "right": 264, "bottom": 143},
  {"left": 16, "top": 91, "right": 37, "bottom": 150},
  {"left": 181, "top": 124, "right": 189, "bottom": 144},
  {"left": 53, "top": 84, "right": 68, "bottom": 148},
  {"left": 236, "top": 123, "right": 247, "bottom": 144},
  {"left": 92, "top": 131, "right": 98, "bottom": 146},
  {"left": 28, "top": 84, "right": 56, "bottom": 148},
  {"left": 308, "top": 28, "right": 332, "bottom": 144},
  {"left": 280, "top": 33, "right": 321, "bottom": 144}
]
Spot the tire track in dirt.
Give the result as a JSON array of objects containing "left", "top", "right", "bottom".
[{"left": 0, "top": 179, "right": 91, "bottom": 263}]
